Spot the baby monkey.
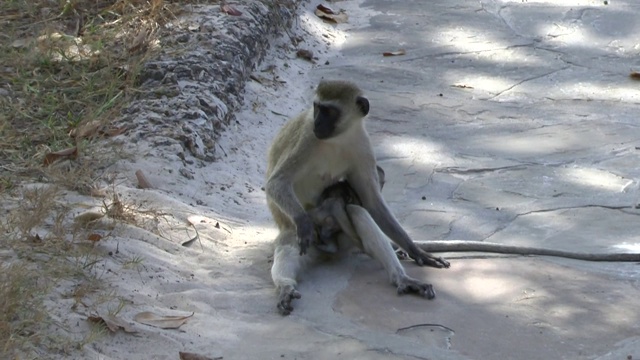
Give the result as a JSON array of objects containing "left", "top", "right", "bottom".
[{"left": 309, "top": 166, "right": 385, "bottom": 253}]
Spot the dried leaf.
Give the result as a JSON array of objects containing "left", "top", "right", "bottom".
[
  {"left": 296, "top": 49, "right": 314, "bottom": 63},
  {"left": 74, "top": 15, "right": 84, "bottom": 37},
  {"left": 134, "top": 311, "right": 194, "bottom": 329},
  {"left": 630, "top": 71, "right": 640, "bottom": 80},
  {"left": 316, "top": 4, "right": 337, "bottom": 14},
  {"left": 128, "top": 28, "right": 148, "bottom": 54},
  {"left": 90, "top": 187, "right": 108, "bottom": 198},
  {"left": 221, "top": 4, "right": 242, "bottom": 16},
  {"left": 73, "top": 123, "right": 127, "bottom": 139},
  {"left": 101, "top": 126, "right": 127, "bottom": 137},
  {"left": 74, "top": 211, "right": 105, "bottom": 225},
  {"left": 72, "top": 120, "right": 101, "bottom": 139},
  {"left": 181, "top": 234, "right": 199, "bottom": 247},
  {"left": 250, "top": 74, "right": 266, "bottom": 85},
  {"left": 11, "top": 38, "right": 31, "bottom": 49},
  {"left": 179, "top": 352, "right": 216, "bottom": 360},
  {"left": 88, "top": 233, "right": 102, "bottom": 242},
  {"left": 315, "top": 4, "right": 348, "bottom": 23},
  {"left": 88, "top": 314, "right": 136, "bottom": 333},
  {"left": 43, "top": 147, "right": 78, "bottom": 166},
  {"left": 183, "top": 220, "right": 203, "bottom": 248},
  {"left": 382, "top": 49, "right": 406, "bottom": 57},
  {"left": 135, "top": 169, "right": 154, "bottom": 189},
  {"left": 27, "top": 233, "right": 42, "bottom": 243}
]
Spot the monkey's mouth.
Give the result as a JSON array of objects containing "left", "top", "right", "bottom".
[{"left": 313, "top": 128, "right": 333, "bottom": 140}]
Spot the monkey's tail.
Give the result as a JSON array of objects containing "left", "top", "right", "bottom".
[{"left": 415, "top": 240, "right": 640, "bottom": 262}]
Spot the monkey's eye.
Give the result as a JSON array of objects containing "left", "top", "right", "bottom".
[{"left": 323, "top": 106, "right": 340, "bottom": 119}]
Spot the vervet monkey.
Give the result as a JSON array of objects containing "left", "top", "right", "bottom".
[{"left": 265, "top": 80, "right": 449, "bottom": 315}]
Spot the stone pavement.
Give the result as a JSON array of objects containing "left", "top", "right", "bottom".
[{"left": 291, "top": 0, "right": 640, "bottom": 358}]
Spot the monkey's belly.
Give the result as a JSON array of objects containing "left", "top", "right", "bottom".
[
  {"left": 296, "top": 175, "right": 341, "bottom": 209},
  {"left": 295, "top": 162, "right": 348, "bottom": 209}
]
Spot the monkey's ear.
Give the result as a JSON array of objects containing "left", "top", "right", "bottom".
[{"left": 356, "top": 96, "right": 369, "bottom": 116}]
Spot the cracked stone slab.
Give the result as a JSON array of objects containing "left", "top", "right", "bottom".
[
  {"left": 452, "top": 164, "right": 633, "bottom": 209},
  {"left": 488, "top": 206, "right": 640, "bottom": 253},
  {"left": 305, "top": 0, "right": 640, "bottom": 358},
  {"left": 336, "top": 257, "right": 640, "bottom": 360}
]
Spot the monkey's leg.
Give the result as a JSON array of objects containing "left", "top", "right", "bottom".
[
  {"left": 345, "top": 205, "right": 436, "bottom": 299},
  {"left": 271, "top": 230, "right": 306, "bottom": 315}
]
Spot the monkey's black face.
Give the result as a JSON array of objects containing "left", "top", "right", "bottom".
[
  {"left": 313, "top": 96, "right": 369, "bottom": 140},
  {"left": 313, "top": 103, "right": 341, "bottom": 139}
]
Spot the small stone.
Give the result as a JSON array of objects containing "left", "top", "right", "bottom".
[
  {"left": 296, "top": 49, "right": 314, "bottom": 62},
  {"left": 179, "top": 167, "right": 194, "bottom": 179}
]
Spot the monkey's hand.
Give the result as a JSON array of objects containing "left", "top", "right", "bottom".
[
  {"left": 293, "top": 214, "right": 316, "bottom": 255},
  {"left": 408, "top": 247, "right": 450, "bottom": 268},
  {"left": 396, "top": 275, "right": 436, "bottom": 299}
]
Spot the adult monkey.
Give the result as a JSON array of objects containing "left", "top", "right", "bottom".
[{"left": 265, "top": 80, "right": 449, "bottom": 315}]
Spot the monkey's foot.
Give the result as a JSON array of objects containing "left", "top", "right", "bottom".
[
  {"left": 410, "top": 248, "right": 450, "bottom": 269},
  {"left": 277, "top": 285, "right": 302, "bottom": 316},
  {"left": 396, "top": 276, "right": 436, "bottom": 299}
]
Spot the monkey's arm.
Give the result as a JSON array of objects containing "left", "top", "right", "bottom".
[
  {"left": 414, "top": 240, "right": 640, "bottom": 262},
  {"left": 266, "top": 160, "right": 316, "bottom": 255},
  {"left": 349, "top": 168, "right": 450, "bottom": 269}
]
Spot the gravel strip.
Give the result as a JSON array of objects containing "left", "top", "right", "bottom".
[{"left": 119, "top": 0, "right": 298, "bottom": 161}]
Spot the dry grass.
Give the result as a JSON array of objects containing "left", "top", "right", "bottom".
[
  {"left": 0, "top": 0, "right": 185, "bottom": 357},
  {"left": 0, "top": 0, "right": 176, "bottom": 173},
  {"left": 0, "top": 263, "right": 52, "bottom": 356},
  {"left": 0, "top": 185, "right": 92, "bottom": 357}
]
